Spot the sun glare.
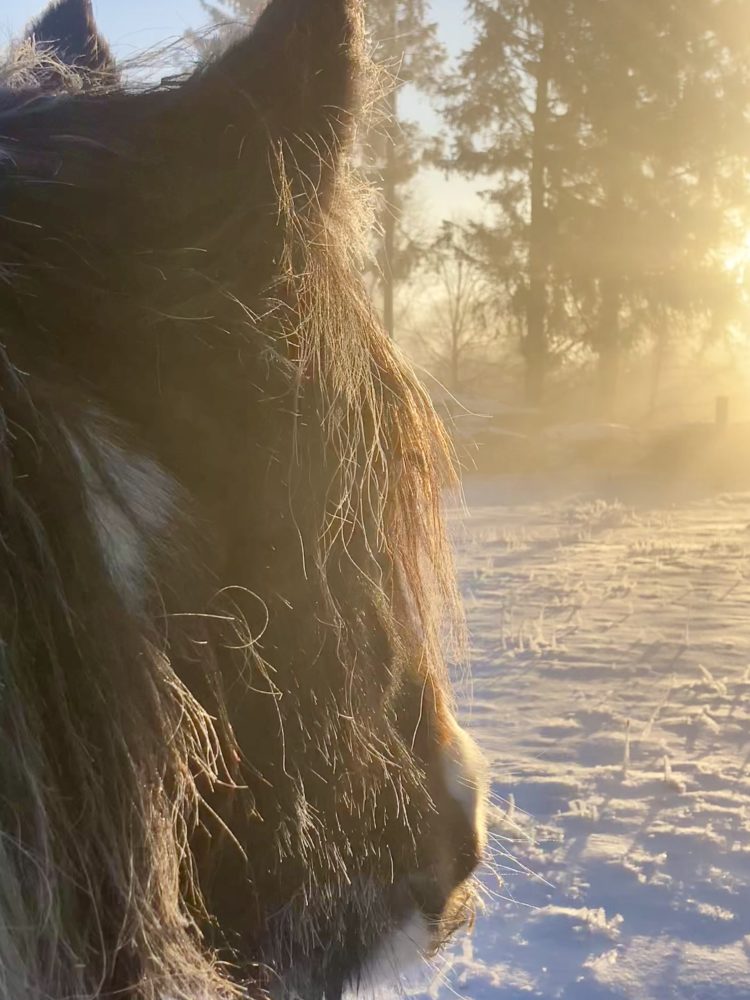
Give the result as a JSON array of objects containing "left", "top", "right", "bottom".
[{"left": 723, "top": 231, "right": 750, "bottom": 278}]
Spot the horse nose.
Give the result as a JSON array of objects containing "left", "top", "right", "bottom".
[
  {"left": 442, "top": 724, "right": 488, "bottom": 868},
  {"left": 410, "top": 724, "right": 488, "bottom": 925}
]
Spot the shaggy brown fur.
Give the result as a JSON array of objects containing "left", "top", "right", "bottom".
[{"left": 0, "top": 1, "right": 484, "bottom": 998}]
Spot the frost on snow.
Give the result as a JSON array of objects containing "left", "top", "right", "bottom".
[{"left": 378, "top": 483, "right": 750, "bottom": 1000}]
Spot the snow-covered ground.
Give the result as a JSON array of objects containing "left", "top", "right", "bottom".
[{"left": 390, "top": 475, "right": 750, "bottom": 999}]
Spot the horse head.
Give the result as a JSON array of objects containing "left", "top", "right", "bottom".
[{"left": 0, "top": 1, "right": 487, "bottom": 996}]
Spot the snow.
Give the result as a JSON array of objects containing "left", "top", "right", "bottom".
[{"left": 377, "top": 475, "right": 750, "bottom": 999}]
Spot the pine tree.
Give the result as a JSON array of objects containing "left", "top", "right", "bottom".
[
  {"left": 445, "top": 0, "right": 750, "bottom": 411},
  {"left": 556, "top": 0, "right": 750, "bottom": 412},
  {"left": 364, "top": 0, "right": 446, "bottom": 340},
  {"left": 443, "top": 0, "right": 573, "bottom": 405}
]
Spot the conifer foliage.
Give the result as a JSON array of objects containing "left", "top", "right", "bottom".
[
  {"left": 445, "top": 0, "right": 750, "bottom": 409},
  {"left": 364, "top": 0, "right": 445, "bottom": 339}
]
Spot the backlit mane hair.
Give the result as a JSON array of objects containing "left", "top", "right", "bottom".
[{"left": 0, "top": 2, "right": 482, "bottom": 998}]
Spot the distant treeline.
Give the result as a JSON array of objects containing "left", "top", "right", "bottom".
[{"left": 195, "top": 1, "right": 750, "bottom": 415}]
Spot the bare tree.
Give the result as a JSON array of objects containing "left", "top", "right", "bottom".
[{"left": 406, "top": 230, "right": 497, "bottom": 395}]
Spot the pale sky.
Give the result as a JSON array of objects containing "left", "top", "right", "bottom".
[
  {"left": 3, "top": 1, "right": 206, "bottom": 57},
  {"left": 2, "top": 0, "right": 485, "bottom": 227},
  {"left": 3, "top": 0, "right": 474, "bottom": 57}
]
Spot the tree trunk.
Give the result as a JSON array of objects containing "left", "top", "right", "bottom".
[
  {"left": 648, "top": 322, "right": 667, "bottom": 420},
  {"left": 596, "top": 174, "right": 625, "bottom": 416},
  {"left": 382, "top": 0, "right": 398, "bottom": 341},
  {"left": 450, "top": 325, "right": 460, "bottom": 395},
  {"left": 597, "top": 275, "right": 622, "bottom": 416},
  {"left": 524, "top": 14, "right": 552, "bottom": 406}
]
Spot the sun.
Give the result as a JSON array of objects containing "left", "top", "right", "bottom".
[{"left": 723, "top": 230, "right": 750, "bottom": 279}]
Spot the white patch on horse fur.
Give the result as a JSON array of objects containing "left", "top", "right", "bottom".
[
  {"left": 68, "top": 423, "right": 178, "bottom": 608},
  {"left": 357, "top": 910, "right": 432, "bottom": 994},
  {"left": 442, "top": 726, "right": 489, "bottom": 854}
]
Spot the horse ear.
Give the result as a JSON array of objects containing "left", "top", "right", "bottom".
[
  {"left": 28, "top": 0, "right": 115, "bottom": 79},
  {"left": 181, "top": 0, "right": 364, "bottom": 198}
]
